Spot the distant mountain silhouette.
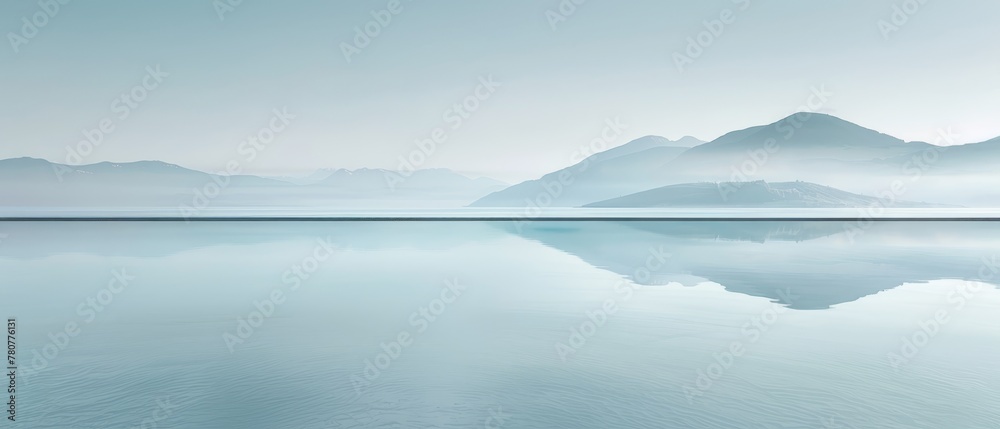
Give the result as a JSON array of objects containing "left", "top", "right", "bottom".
[
  {"left": 0, "top": 157, "right": 288, "bottom": 187},
  {"left": 473, "top": 113, "right": 999, "bottom": 208},
  {"left": 678, "top": 113, "right": 928, "bottom": 160},
  {"left": 471, "top": 136, "right": 692, "bottom": 207},
  {"left": 884, "top": 136, "right": 1000, "bottom": 174},
  {"left": 0, "top": 158, "right": 505, "bottom": 208},
  {"left": 585, "top": 181, "right": 952, "bottom": 208},
  {"left": 4, "top": 113, "right": 999, "bottom": 209},
  {"left": 666, "top": 135, "right": 705, "bottom": 148}
]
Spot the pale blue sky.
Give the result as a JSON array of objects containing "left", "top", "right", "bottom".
[{"left": 2, "top": 0, "right": 998, "bottom": 181}]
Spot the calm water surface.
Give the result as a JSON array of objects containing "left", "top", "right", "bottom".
[{"left": 1, "top": 221, "right": 998, "bottom": 428}]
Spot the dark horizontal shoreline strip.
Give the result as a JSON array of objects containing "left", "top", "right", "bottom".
[{"left": 3, "top": 217, "right": 1000, "bottom": 222}]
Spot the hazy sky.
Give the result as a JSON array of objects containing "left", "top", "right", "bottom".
[{"left": 2, "top": 0, "right": 998, "bottom": 182}]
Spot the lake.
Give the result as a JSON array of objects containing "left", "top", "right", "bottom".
[{"left": 1, "top": 220, "right": 998, "bottom": 428}]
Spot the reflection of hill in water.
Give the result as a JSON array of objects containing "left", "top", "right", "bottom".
[
  {"left": 514, "top": 221, "right": 1000, "bottom": 310},
  {"left": 3, "top": 220, "right": 997, "bottom": 310},
  {"left": 0, "top": 221, "right": 507, "bottom": 259},
  {"left": 613, "top": 221, "right": 847, "bottom": 243}
]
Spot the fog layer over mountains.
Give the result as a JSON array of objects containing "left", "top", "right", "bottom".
[
  {"left": 2, "top": 113, "right": 998, "bottom": 210},
  {"left": 474, "top": 113, "right": 1000, "bottom": 208}
]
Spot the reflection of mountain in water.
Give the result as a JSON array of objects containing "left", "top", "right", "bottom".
[
  {"left": 615, "top": 220, "right": 847, "bottom": 243},
  {"left": 514, "top": 221, "right": 999, "bottom": 310},
  {"left": 0, "top": 221, "right": 507, "bottom": 259},
  {"left": 3, "top": 220, "right": 997, "bottom": 310}
]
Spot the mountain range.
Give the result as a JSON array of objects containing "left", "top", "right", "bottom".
[
  {"left": 472, "top": 113, "right": 1000, "bottom": 208},
  {"left": 471, "top": 135, "right": 697, "bottom": 207},
  {"left": 0, "top": 157, "right": 506, "bottom": 209},
  {"left": 584, "top": 181, "right": 949, "bottom": 208},
  {"left": 2, "top": 113, "right": 998, "bottom": 210}
]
